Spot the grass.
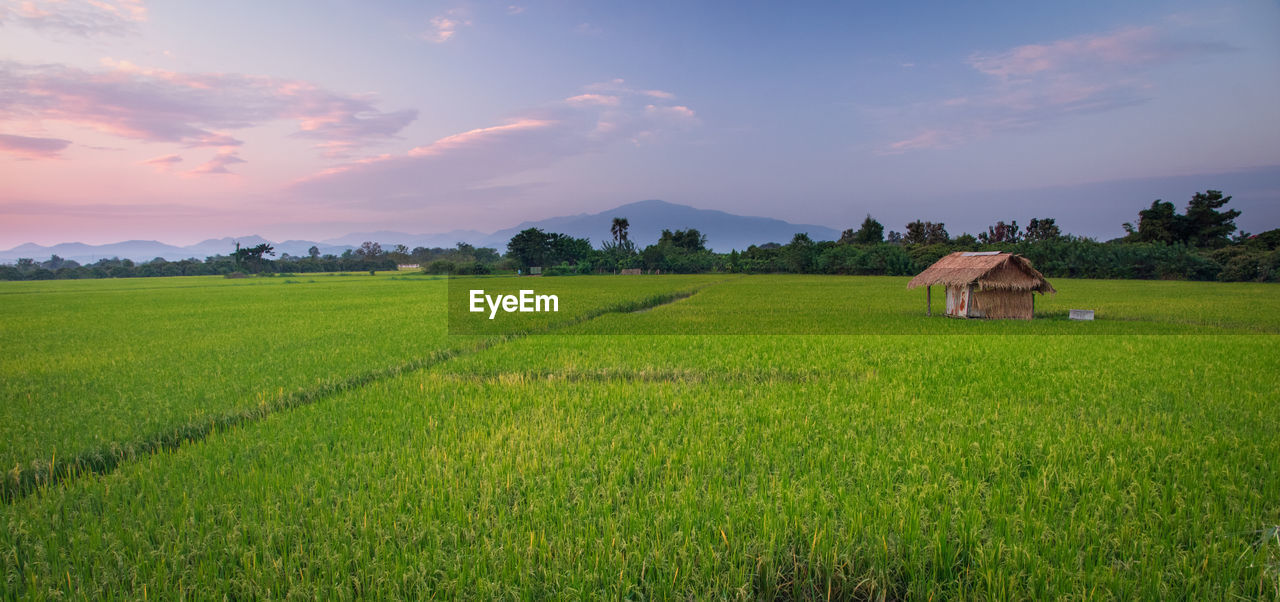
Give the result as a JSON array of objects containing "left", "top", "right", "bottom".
[
  {"left": 1, "top": 273, "right": 1277, "bottom": 598},
  {"left": 0, "top": 273, "right": 706, "bottom": 500}
]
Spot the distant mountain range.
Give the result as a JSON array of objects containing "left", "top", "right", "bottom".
[{"left": 0, "top": 200, "right": 841, "bottom": 263}]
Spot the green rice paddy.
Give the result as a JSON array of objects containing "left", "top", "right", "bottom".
[{"left": 1, "top": 273, "right": 1277, "bottom": 599}]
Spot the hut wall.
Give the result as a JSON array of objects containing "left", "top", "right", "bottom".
[
  {"left": 945, "top": 285, "right": 971, "bottom": 318},
  {"left": 971, "top": 288, "right": 1034, "bottom": 320}
]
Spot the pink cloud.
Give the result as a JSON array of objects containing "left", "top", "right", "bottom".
[
  {"left": 0, "top": 132, "right": 71, "bottom": 159},
  {"left": 141, "top": 153, "right": 182, "bottom": 170},
  {"left": 645, "top": 104, "right": 696, "bottom": 120},
  {"left": 408, "top": 118, "right": 553, "bottom": 158},
  {"left": 289, "top": 81, "right": 698, "bottom": 208},
  {"left": 566, "top": 94, "right": 621, "bottom": 106},
  {"left": 0, "top": 0, "right": 147, "bottom": 36},
  {"left": 879, "top": 130, "right": 949, "bottom": 155},
  {"left": 878, "top": 22, "right": 1235, "bottom": 154},
  {"left": 424, "top": 9, "right": 470, "bottom": 43},
  {"left": 188, "top": 150, "right": 244, "bottom": 175},
  {"left": 966, "top": 26, "right": 1208, "bottom": 80},
  {"left": 0, "top": 59, "right": 416, "bottom": 160}
]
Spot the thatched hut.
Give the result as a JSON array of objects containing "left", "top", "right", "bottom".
[{"left": 906, "top": 252, "right": 1055, "bottom": 320}]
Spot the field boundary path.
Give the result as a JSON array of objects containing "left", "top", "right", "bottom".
[{"left": 3, "top": 280, "right": 727, "bottom": 503}]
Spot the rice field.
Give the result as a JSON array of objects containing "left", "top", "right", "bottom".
[{"left": 2, "top": 273, "right": 1278, "bottom": 599}]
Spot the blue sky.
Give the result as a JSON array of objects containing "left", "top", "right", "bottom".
[{"left": 1, "top": 0, "right": 1277, "bottom": 246}]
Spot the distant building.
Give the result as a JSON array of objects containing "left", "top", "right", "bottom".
[
  {"left": 907, "top": 252, "right": 1055, "bottom": 320},
  {"left": 396, "top": 264, "right": 420, "bottom": 270}
]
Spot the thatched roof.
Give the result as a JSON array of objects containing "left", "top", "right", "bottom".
[{"left": 907, "top": 252, "right": 1056, "bottom": 293}]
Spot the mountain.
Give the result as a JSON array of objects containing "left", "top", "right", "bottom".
[
  {"left": 0, "top": 236, "right": 331, "bottom": 265},
  {"left": 479, "top": 200, "right": 841, "bottom": 252},
  {"left": 0, "top": 200, "right": 841, "bottom": 262},
  {"left": 321, "top": 229, "right": 489, "bottom": 249}
]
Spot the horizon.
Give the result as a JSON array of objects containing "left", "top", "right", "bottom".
[{"left": 2, "top": 1, "right": 1279, "bottom": 248}]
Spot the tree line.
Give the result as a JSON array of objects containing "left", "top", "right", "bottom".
[
  {"left": 3, "top": 190, "right": 1277, "bottom": 282},
  {"left": 496, "top": 191, "right": 1277, "bottom": 282}
]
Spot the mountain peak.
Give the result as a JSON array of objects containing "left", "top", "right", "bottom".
[
  {"left": 482, "top": 200, "right": 840, "bottom": 251},
  {"left": 1, "top": 200, "right": 842, "bottom": 262}
]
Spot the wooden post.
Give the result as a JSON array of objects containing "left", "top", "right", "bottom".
[{"left": 926, "top": 285, "right": 932, "bottom": 316}]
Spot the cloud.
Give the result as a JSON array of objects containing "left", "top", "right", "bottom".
[
  {"left": 566, "top": 94, "right": 621, "bottom": 106},
  {"left": 288, "top": 81, "right": 698, "bottom": 208},
  {"left": 0, "top": 132, "right": 71, "bottom": 158},
  {"left": 880, "top": 22, "right": 1237, "bottom": 154},
  {"left": 878, "top": 130, "right": 950, "bottom": 155},
  {"left": 0, "top": 0, "right": 147, "bottom": 36},
  {"left": 424, "top": 9, "right": 471, "bottom": 43},
  {"left": 645, "top": 104, "right": 695, "bottom": 120},
  {"left": 0, "top": 59, "right": 416, "bottom": 159},
  {"left": 506, "top": 5, "right": 524, "bottom": 15},
  {"left": 141, "top": 153, "right": 182, "bottom": 170},
  {"left": 967, "top": 26, "right": 1233, "bottom": 80},
  {"left": 188, "top": 150, "right": 244, "bottom": 175}
]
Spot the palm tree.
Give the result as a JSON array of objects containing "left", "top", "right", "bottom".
[{"left": 611, "top": 217, "right": 630, "bottom": 245}]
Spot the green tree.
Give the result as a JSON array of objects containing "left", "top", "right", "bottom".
[
  {"left": 389, "top": 244, "right": 411, "bottom": 263},
  {"left": 230, "top": 242, "right": 274, "bottom": 272},
  {"left": 785, "top": 232, "right": 817, "bottom": 272},
  {"left": 1124, "top": 200, "right": 1180, "bottom": 243},
  {"left": 979, "top": 220, "right": 1021, "bottom": 244},
  {"left": 610, "top": 217, "right": 630, "bottom": 245},
  {"left": 657, "top": 228, "right": 707, "bottom": 252},
  {"left": 549, "top": 234, "right": 593, "bottom": 265},
  {"left": 1184, "top": 190, "right": 1239, "bottom": 248},
  {"left": 506, "top": 229, "right": 592, "bottom": 269},
  {"left": 507, "top": 228, "right": 553, "bottom": 269},
  {"left": 904, "top": 221, "right": 948, "bottom": 245},
  {"left": 1123, "top": 191, "right": 1239, "bottom": 248},
  {"left": 1024, "top": 218, "right": 1061, "bottom": 242},
  {"left": 851, "top": 215, "right": 884, "bottom": 244}
]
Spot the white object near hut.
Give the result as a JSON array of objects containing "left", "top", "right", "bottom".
[
  {"left": 1069, "top": 309, "right": 1095, "bottom": 321},
  {"left": 907, "top": 252, "right": 1056, "bottom": 320}
]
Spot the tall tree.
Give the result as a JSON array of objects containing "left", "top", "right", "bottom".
[
  {"left": 785, "top": 232, "right": 816, "bottom": 272},
  {"left": 506, "top": 228, "right": 593, "bottom": 268},
  {"left": 1184, "top": 190, "right": 1239, "bottom": 248},
  {"left": 230, "top": 242, "right": 274, "bottom": 272},
  {"left": 610, "top": 217, "right": 630, "bottom": 245},
  {"left": 507, "top": 228, "right": 553, "bottom": 269},
  {"left": 850, "top": 215, "right": 884, "bottom": 244},
  {"left": 1124, "top": 200, "right": 1180, "bottom": 243},
  {"left": 904, "top": 221, "right": 949, "bottom": 245},
  {"left": 1024, "top": 218, "right": 1061, "bottom": 241},
  {"left": 979, "top": 220, "right": 1021, "bottom": 244},
  {"left": 658, "top": 228, "right": 708, "bottom": 252},
  {"left": 1123, "top": 191, "right": 1238, "bottom": 247}
]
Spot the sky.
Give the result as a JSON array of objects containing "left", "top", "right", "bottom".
[{"left": 1, "top": 0, "right": 1278, "bottom": 247}]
